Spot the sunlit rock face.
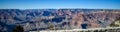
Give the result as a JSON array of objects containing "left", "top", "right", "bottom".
[{"left": 0, "top": 9, "right": 120, "bottom": 32}]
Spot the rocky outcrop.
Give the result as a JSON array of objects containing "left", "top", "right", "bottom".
[{"left": 0, "top": 9, "right": 120, "bottom": 32}]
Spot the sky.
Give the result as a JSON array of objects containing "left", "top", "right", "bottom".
[{"left": 0, "top": 0, "right": 120, "bottom": 9}]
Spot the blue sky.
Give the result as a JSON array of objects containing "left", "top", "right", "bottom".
[{"left": 0, "top": 0, "right": 120, "bottom": 9}]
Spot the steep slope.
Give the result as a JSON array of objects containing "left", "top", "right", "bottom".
[{"left": 0, "top": 9, "right": 120, "bottom": 32}]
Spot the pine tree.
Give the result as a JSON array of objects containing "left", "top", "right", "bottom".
[
  {"left": 48, "top": 22, "right": 54, "bottom": 30},
  {"left": 13, "top": 25, "right": 24, "bottom": 32}
]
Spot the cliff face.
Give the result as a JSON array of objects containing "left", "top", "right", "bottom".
[{"left": 0, "top": 9, "right": 120, "bottom": 31}]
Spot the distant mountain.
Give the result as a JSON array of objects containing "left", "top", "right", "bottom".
[{"left": 0, "top": 9, "right": 120, "bottom": 32}]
